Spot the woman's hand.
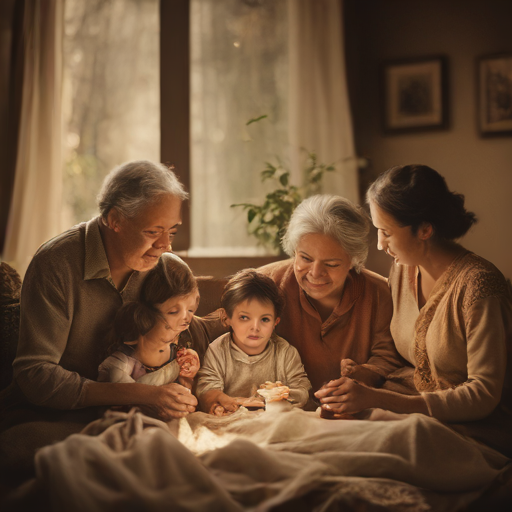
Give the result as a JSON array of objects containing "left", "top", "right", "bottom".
[
  {"left": 314, "top": 377, "right": 378, "bottom": 415},
  {"left": 340, "top": 359, "right": 385, "bottom": 388},
  {"left": 141, "top": 382, "right": 198, "bottom": 421}
]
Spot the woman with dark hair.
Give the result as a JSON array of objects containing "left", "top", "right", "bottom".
[{"left": 316, "top": 164, "right": 512, "bottom": 453}]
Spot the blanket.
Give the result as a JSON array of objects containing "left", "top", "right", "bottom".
[{"left": 4, "top": 405, "right": 511, "bottom": 512}]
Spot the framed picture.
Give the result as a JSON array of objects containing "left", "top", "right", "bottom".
[
  {"left": 478, "top": 53, "right": 512, "bottom": 136},
  {"left": 382, "top": 56, "right": 448, "bottom": 134}
]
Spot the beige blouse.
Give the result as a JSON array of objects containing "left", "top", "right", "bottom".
[{"left": 389, "top": 251, "right": 512, "bottom": 422}]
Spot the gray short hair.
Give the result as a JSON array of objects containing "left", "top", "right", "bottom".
[
  {"left": 97, "top": 160, "right": 189, "bottom": 219},
  {"left": 282, "top": 195, "right": 370, "bottom": 272}
]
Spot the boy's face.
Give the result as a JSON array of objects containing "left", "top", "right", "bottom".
[{"left": 226, "top": 299, "right": 280, "bottom": 356}]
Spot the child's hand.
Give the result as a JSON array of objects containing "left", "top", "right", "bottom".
[
  {"left": 256, "top": 381, "right": 290, "bottom": 403},
  {"left": 209, "top": 393, "right": 239, "bottom": 416},
  {"left": 177, "top": 348, "right": 200, "bottom": 379}
]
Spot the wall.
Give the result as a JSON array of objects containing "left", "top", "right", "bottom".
[{"left": 345, "top": 0, "right": 512, "bottom": 279}]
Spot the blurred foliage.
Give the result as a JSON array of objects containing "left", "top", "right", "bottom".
[
  {"left": 62, "top": 0, "right": 159, "bottom": 227},
  {"left": 63, "top": 152, "right": 105, "bottom": 224},
  {"left": 231, "top": 151, "right": 335, "bottom": 251}
]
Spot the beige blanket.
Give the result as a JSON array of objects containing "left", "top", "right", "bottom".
[{"left": 7, "top": 405, "right": 511, "bottom": 511}]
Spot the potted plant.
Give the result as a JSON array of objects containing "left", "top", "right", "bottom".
[{"left": 231, "top": 151, "right": 336, "bottom": 252}]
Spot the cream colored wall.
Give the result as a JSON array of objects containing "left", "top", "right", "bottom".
[{"left": 345, "top": 0, "right": 512, "bottom": 279}]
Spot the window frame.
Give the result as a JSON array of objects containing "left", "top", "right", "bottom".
[{"left": 160, "top": 0, "right": 191, "bottom": 251}]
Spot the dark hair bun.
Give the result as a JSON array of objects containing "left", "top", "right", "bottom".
[{"left": 367, "top": 164, "right": 477, "bottom": 240}]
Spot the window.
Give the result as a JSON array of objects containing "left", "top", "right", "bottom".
[
  {"left": 62, "top": 0, "right": 160, "bottom": 228},
  {"left": 62, "top": 0, "right": 289, "bottom": 256},
  {"left": 189, "top": 0, "right": 289, "bottom": 256}
]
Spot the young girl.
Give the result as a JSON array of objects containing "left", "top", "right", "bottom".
[
  {"left": 98, "top": 253, "right": 208, "bottom": 389},
  {"left": 196, "top": 269, "right": 312, "bottom": 415}
]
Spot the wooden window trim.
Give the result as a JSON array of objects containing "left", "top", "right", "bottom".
[{"left": 160, "top": 0, "right": 190, "bottom": 251}]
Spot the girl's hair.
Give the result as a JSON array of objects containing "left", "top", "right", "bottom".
[
  {"left": 140, "top": 253, "right": 198, "bottom": 306},
  {"left": 366, "top": 164, "right": 477, "bottom": 240},
  {"left": 281, "top": 194, "right": 370, "bottom": 273},
  {"left": 221, "top": 269, "right": 285, "bottom": 318},
  {"left": 97, "top": 160, "right": 189, "bottom": 220},
  {"left": 112, "top": 301, "right": 162, "bottom": 345}
]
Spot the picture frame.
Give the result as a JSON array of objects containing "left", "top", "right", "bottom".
[
  {"left": 382, "top": 56, "right": 448, "bottom": 134},
  {"left": 477, "top": 53, "right": 512, "bottom": 136}
]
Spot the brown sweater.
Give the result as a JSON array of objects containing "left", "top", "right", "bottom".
[{"left": 258, "top": 259, "right": 402, "bottom": 391}]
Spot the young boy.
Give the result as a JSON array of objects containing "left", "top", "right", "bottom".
[{"left": 197, "top": 269, "right": 311, "bottom": 415}]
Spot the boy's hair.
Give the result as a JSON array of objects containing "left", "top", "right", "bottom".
[
  {"left": 140, "top": 253, "right": 198, "bottom": 306},
  {"left": 221, "top": 269, "right": 284, "bottom": 318}
]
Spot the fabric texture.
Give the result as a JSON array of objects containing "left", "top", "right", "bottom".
[
  {"left": 288, "top": 0, "right": 358, "bottom": 201},
  {"left": 388, "top": 251, "right": 512, "bottom": 424},
  {"left": 3, "top": 0, "right": 64, "bottom": 276},
  {"left": 6, "top": 407, "right": 510, "bottom": 512},
  {"left": 196, "top": 332, "right": 312, "bottom": 408},
  {"left": 258, "top": 259, "right": 403, "bottom": 390}
]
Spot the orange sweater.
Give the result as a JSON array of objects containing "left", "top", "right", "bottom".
[{"left": 258, "top": 259, "right": 402, "bottom": 391}]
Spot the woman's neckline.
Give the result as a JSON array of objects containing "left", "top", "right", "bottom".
[{"left": 415, "top": 247, "right": 469, "bottom": 309}]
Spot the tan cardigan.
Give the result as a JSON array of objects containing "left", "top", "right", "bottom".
[
  {"left": 258, "top": 259, "right": 403, "bottom": 391},
  {"left": 389, "top": 251, "right": 512, "bottom": 423}
]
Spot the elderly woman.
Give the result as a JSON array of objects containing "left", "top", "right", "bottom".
[
  {"left": 316, "top": 165, "right": 512, "bottom": 454},
  {"left": 0, "top": 160, "right": 221, "bottom": 485},
  {"left": 258, "top": 194, "right": 402, "bottom": 392}
]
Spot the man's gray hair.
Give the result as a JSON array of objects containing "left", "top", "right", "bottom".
[
  {"left": 282, "top": 194, "right": 370, "bottom": 272},
  {"left": 97, "top": 160, "right": 189, "bottom": 219}
]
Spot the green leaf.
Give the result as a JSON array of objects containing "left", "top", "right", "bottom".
[
  {"left": 246, "top": 115, "right": 268, "bottom": 126},
  {"left": 279, "top": 172, "right": 289, "bottom": 186},
  {"left": 261, "top": 162, "right": 278, "bottom": 181},
  {"left": 231, "top": 202, "right": 253, "bottom": 209},
  {"left": 248, "top": 209, "right": 257, "bottom": 223}
]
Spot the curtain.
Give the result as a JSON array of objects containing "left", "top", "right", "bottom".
[
  {"left": 288, "top": 0, "right": 358, "bottom": 202},
  {"left": 3, "top": 0, "right": 64, "bottom": 276}
]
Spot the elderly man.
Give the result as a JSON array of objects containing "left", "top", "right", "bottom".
[{"left": 0, "top": 160, "right": 207, "bottom": 487}]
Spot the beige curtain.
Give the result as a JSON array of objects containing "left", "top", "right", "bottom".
[
  {"left": 3, "top": 0, "right": 64, "bottom": 276},
  {"left": 288, "top": 0, "right": 359, "bottom": 203}
]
